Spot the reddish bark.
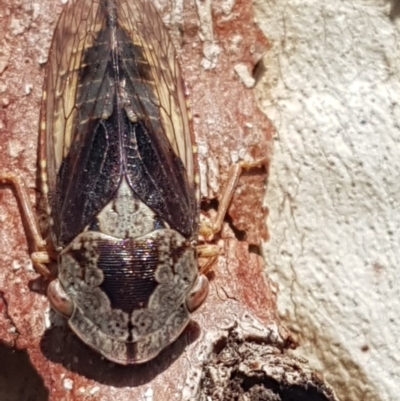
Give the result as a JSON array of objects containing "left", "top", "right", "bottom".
[{"left": 0, "top": 1, "right": 337, "bottom": 401}]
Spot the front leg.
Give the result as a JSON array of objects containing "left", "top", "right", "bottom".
[
  {"left": 190, "top": 157, "right": 268, "bottom": 310},
  {"left": 0, "top": 172, "right": 53, "bottom": 278},
  {"left": 199, "top": 157, "right": 268, "bottom": 241}
]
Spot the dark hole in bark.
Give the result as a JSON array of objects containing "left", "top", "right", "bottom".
[
  {"left": 252, "top": 56, "right": 266, "bottom": 85},
  {"left": 201, "top": 198, "right": 219, "bottom": 212},
  {"left": 225, "top": 213, "right": 247, "bottom": 241},
  {"left": 248, "top": 244, "right": 262, "bottom": 256}
]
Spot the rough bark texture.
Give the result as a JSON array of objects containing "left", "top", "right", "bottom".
[{"left": 0, "top": 0, "right": 337, "bottom": 400}]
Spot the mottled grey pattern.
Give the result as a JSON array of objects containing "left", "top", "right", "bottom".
[
  {"left": 96, "top": 178, "right": 157, "bottom": 239},
  {"left": 57, "top": 196, "right": 199, "bottom": 362}
]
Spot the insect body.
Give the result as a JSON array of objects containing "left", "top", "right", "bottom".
[
  {"left": 38, "top": 0, "right": 209, "bottom": 364},
  {"left": 0, "top": 0, "right": 267, "bottom": 365}
]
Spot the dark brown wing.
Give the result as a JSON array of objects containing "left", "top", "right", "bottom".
[{"left": 41, "top": 0, "right": 197, "bottom": 246}]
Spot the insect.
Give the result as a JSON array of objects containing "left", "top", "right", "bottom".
[{"left": 0, "top": 0, "right": 266, "bottom": 364}]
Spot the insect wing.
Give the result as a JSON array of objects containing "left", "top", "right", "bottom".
[
  {"left": 117, "top": 0, "right": 194, "bottom": 179},
  {"left": 114, "top": 0, "right": 197, "bottom": 238},
  {"left": 40, "top": 0, "right": 197, "bottom": 246},
  {"left": 40, "top": 0, "right": 110, "bottom": 244},
  {"left": 41, "top": 0, "right": 102, "bottom": 191}
]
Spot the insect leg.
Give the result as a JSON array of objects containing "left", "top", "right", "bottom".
[
  {"left": 192, "top": 155, "right": 266, "bottom": 311},
  {"left": 197, "top": 243, "right": 219, "bottom": 273},
  {"left": 31, "top": 251, "right": 53, "bottom": 279},
  {"left": 199, "top": 157, "right": 268, "bottom": 240},
  {"left": 196, "top": 243, "right": 219, "bottom": 258},
  {"left": 0, "top": 172, "right": 52, "bottom": 278}
]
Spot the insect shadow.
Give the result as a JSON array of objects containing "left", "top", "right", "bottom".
[
  {"left": 39, "top": 309, "right": 201, "bottom": 386},
  {"left": 0, "top": 340, "right": 49, "bottom": 401}
]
